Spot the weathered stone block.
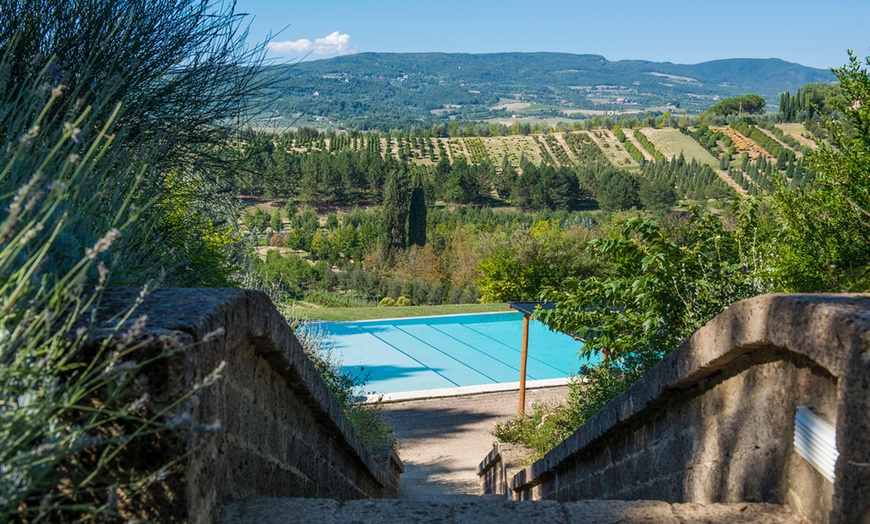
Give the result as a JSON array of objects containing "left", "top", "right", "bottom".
[
  {"left": 671, "top": 502, "right": 803, "bottom": 523},
  {"left": 89, "top": 289, "right": 402, "bottom": 523},
  {"left": 454, "top": 500, "right": 564, "bottom": 523},
  {"left": 339, "top": 499, "right": 453, "bottom": 523},
  {"left": 563, "top": 500, "right": 677, "bottom": 523}
]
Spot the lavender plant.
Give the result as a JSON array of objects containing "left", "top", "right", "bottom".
[{"left": 0, "top": 0, "right": 269, "bottom": 518}]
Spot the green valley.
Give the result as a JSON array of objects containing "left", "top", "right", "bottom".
[{"left": 255, "top": 52, "right": 834, "bottom": 129}]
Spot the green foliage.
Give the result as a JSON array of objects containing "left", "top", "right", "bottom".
[
  {"left": 494, "top": 350, "right": 661, "bottom": 460},
  {"left": 494, "top": 155, "right": 518, "bottom": 199},
  {"left": 707, "top": 94, "right": 766, "bottom": 116},
  {"left": 443, "top": 157, "right": 482, "bottom": 204},
  {"left": 0, "top": 0, "right": 276, "bottom": 512},
  {"left": 596, "top": 171, "right": 640, "bottom": 211},
  {"left": 639, "top": 178, "right": 678, "bottom": 211},
  {"left": 563, "top": 132, "right": 608, "bottom": 164},
  {"left": 613, "top": 127, "right": 626, "bottom": 142},
  {"left": 538, "top": 211, "right": 765, "bottom": 359},
  {"left": 303, "top": 289, "right": 375, "bottom": 308},
  {"left": 1, "top": 0, "right": 267, "bottom": 287},
  {"left": 683, "top": 125, "right": 725, "bottom": 158},
  {"left": 408, "top": 174, "right": 427, "bottom": 247},
  {"left": 511, "top": 163, "right": 585, "bottom": 211},
  {"left": 623, "top": 139, "right": 645, "bottom": 163},
  {"left": 245, "top": 208, "right": 270, "bottom": 232},
  {"left": 396, "top": 296, "right": 411, "bottom": 306},
  {"left": 381, "top": 168, "right": 410, "bottom": 254},
  {"left": 0, "top": 42, "right": 221, "bottom": 520},
  {"left": 641, "top": 156, "right": 736, "bottom": 201},
  {"left": 729, "top": 120, "right": 788, "bottom": 160},
  {"left": 770, "top": 52, "right": 870, "bottom": 291},
  {"left": 770, "top": 124, "right": 807, "bottom": 154},
  {"left": 498, "top": 208, "right": 768, "bottom": 459},
  {"left": 378, "top": 297, "right": 396, "bottom": 307},
  {"left": 252, "top": 53, "right": 832, "bottom": 129},
  {"left": 292, "top": 320, "right": 396, "bottom": 453},
  {"left": 253, "top": 250, "right": 325, "bottom": 297},
  {"left": 633, "top": 130, "right": 664, "bottom": 162},
  {"left": 476, "top": 221, "right": 599, "bottom": 302},
  {"left": 779, "top": 82, "right": 844, "bottom": 122}
]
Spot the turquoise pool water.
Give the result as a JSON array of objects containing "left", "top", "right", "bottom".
[{"left": 320, "top": 311, "right": 595, "bottom": 395}]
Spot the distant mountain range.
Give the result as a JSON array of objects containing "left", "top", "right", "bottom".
[{"left": 255, "top": 52, "right": 834, "bottom": 129}]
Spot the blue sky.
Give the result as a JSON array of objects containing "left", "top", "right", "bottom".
[{"left": 236, "top": 0, "right": 870, "bottom": 70}]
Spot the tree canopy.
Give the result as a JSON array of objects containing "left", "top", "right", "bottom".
[{"left": 707, "top": 94, "right": 766, "bottom": 116}]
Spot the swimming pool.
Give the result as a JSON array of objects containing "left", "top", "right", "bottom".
[{"left": 320, "top": 311, "right": 596, "bottom": 396}]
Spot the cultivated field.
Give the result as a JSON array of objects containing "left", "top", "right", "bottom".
[
  {"left": 311, "top": 126, "right": 806, "bottom": 189},
  {"left": 643, "top": 128, "right": 719, "bottom": 166},
  {"left": 718, "top": 127, "right": 770, "bottom": 160},
  {"left": 622, "top": 133, "right": 654, "bottom": 162},
  {"left": 483, "top": 135, "right": 544, "bottom": 166},
  {"left": 586, "top": 129, "right": 638, "bottom": 168},
  {"left": 758, "top": 128, "right": 803, "bottom": 158},
  {"left": 777, "top": 123, "right": 818, "bottom": 149}
]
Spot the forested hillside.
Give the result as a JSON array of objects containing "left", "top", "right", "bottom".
[
  {"left": 238, "top": 105, "right": 826, "bottom": 313},
  {"left": 256, "top": 53, "right": 833, "bottom": 128}
]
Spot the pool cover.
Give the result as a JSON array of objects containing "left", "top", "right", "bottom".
[{"left": 320, "top": 311, "right": 594, "bottom": 395}]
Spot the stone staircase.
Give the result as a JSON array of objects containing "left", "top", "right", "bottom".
[
  {"left": 249, "top": 384, "right": 805, "bottom": 524},
  {"left": 221, "top": 497, "right": 805, "bottom": 523},
  {"left": 114, "top": 291, "right": 865, "bottom": 523}
]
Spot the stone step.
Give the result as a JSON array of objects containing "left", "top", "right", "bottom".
[
  {"left": 221, "top": 497, "right": 806, "bottom": 523},
  {"left": 397, "top": 494, "right": 506, "bottom": 503}
]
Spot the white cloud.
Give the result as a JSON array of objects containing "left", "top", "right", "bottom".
[{"left": 267, "top": 31, "right": 356, "bottom": 58}]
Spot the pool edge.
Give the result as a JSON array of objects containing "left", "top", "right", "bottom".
[
  {"left": 314, "top": 309, "right": 515, "bottom": 325},
  {"left": 355, "top": 377, "right": 572, "bottom": 404}
]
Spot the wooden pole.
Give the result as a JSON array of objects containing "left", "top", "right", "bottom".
[{"left": 519, "top": 314, "right": 530, "bottom": 416}]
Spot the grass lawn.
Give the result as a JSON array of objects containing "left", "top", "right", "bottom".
[{"left": 292, "top": 302, "right": 511, "bottom": 322}]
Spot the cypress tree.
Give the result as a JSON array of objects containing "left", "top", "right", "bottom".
[
  {"left": 408, "top": 172, "right": 427, "bottom": 247},
  {"left": 381, "top": 167, "right": 410, "bottom": 254}
]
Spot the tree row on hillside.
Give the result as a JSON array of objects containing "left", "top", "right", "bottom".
[
  {"left": 778, "top": 83, "right": 843, "bottom": 122},
  {"left": 633, "top": 130, "right": 665, "bottom": 162},
  {"left": 729, "top": 120, "right": 796, "bottom": 164},
  {"left": 641, "top": 155, "right": 735, "bottom": 201}
]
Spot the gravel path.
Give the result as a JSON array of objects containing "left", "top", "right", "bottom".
[{"left": 381, "top": 386, "right": 570, "bottom": 499}]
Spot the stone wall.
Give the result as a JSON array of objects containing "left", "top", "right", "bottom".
[
  {"left": 506, "top": 294, "right": 870, "bottom": 524},
  {"left": 94, "top": 289, "right": 402, "bottom": 524}
]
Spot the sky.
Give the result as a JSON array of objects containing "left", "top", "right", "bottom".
[{"left": 236, "top": 0, "right": 870, "bottom": 70}]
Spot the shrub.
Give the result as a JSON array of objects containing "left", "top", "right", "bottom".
[
  {"left": 1, "top": 0, "right": 268, "bottom": 286},
  {"left": 497, "top": 210, "right": 768, "bottom": 459},
  {"left": 613, "top": 126, "right": 626, "bottom": 142},
  {"left": 0, "top": 65, "right": 216, "bottom": 522},
  {"left": 396, "top": 296, "right": 411, "bottom": 306},
  {"left": 292, "top": 319, "right": 396, "bottom": 454},
  {"left": 494, "top": 351, "right": 662, "bottom": 460},
  {"left": 378, "top": 297, "right": 396, "bottom": 307}
]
